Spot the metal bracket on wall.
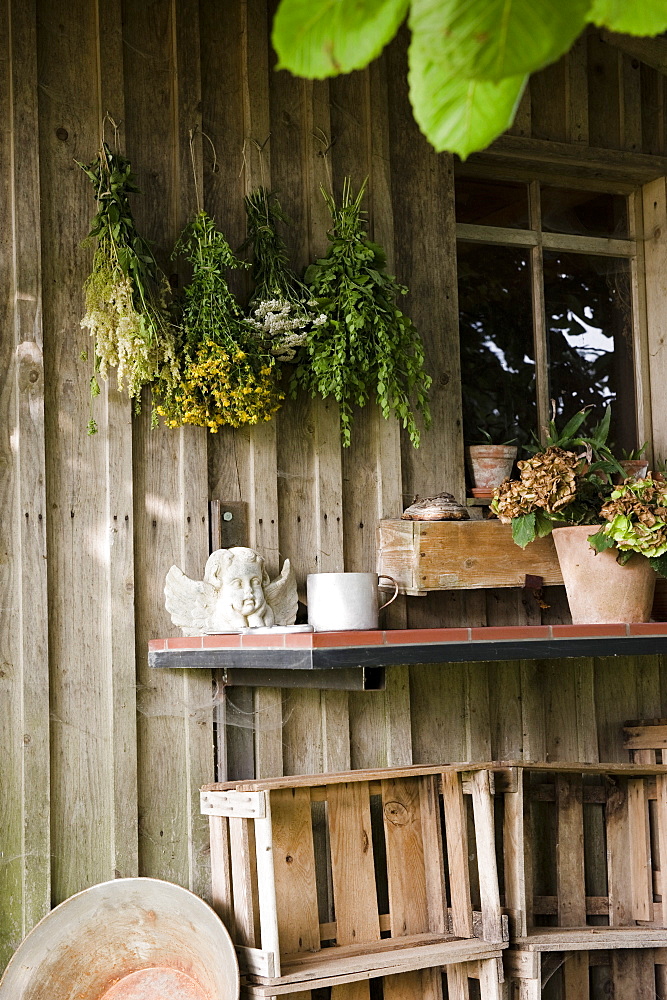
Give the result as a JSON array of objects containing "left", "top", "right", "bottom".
[
  {"left": 209, "top": 499, "right": 249, "bottom": 551},
  {"left": 219, "top": 666, "right": 385, "bottom": 691}
]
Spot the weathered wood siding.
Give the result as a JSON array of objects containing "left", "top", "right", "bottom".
[{"left": 1, "top": 0, "right": 667, "bottom": 971}]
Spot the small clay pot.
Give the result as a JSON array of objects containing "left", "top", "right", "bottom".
[
  {"left": 552, "top": 524, "right": 656, "bottom": 624},
  {"left": 466, "top": 445, "right": 517, "bottom": 498},
  {"left": 615, "top": 459, "right": 649, "bottom": 483}
]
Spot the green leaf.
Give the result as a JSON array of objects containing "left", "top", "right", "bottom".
[
  {"left": 408, "top": 40, "right": 527, "bottom": 158},
  {"left": 410, "top": 0, "right": 592, "bottom": 82},
  {"left": 272, "top": 0, "right": 409, "bottom": 79},
  {"left": 587, "top": 526, "right": 615, "bottom": 553},
  {"left": 649, "top": 553, "right": 667, "bottom": 579},
  {"left": 588, "top": 0, "right": 667, "bottom": 35},
  {"left": 512, "top": 512, "right": 537, "bottom": 548},
  {"left": 535, "top": 510, "right": 555, "bottom": 537}
]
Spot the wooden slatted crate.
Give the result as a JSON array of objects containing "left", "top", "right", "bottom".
[
  {"left": 201, "top": 764, "right": 508, "bottom": 996},
  {"left": 376, "top": 519, "right": 563, "bottom": 595},
  {"left": 505, "top": 947, "right": 667, "bottom": 999},
  {"left": 500, "top": 763, "right": 667, "bottom": 947}
]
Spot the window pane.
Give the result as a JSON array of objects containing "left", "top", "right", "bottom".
[
  {"left": 541, "top": 188, "right": 628, "bottom": 238},
  {"left": 455, "top": 178, "right": 529, "bottom": 229},
  {"left": 544, "top": 251, "right": 636, "bottom": 451},
  {"left": 458, "top": 243, "right": 536, "bottom": 450}
]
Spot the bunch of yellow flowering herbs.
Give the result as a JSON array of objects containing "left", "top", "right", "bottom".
[{"left": 157, "top": 211, "right": 284, "bottom": 432}]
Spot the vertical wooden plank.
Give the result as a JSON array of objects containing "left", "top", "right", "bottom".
[
  {"left": 530, "top": 58, "right": 568, "bottom": 142},
  {"left": 588, "top": 32, "right": 622, "bottom": 149},
  {"left": 254, "top": 808, "right": 281, "bottom": 968},
  {"left": 270, "top": 788, "right": 320, "bottom": 955},
  {"left": 628, "top": 777, "right": 653, "bottom": 921},
  {"left": 620, "top": 53, "right": 643, "bottom": 153},
  {"left": 641, "top": 65, "right": 666, "bottom": 156},
  {"left": 321, "top": 691, "right": 351, "bottom": 773},
  {"left": 556, "top": 775, "right": 586, "bottom": 926},
  {"left": 643, "top": 178, "right": 667, "bottom": 463},
  {"left": 410, "top": 664, "right": 467, "bottom": 764},
  {"left": 470, "top": 770, "right": 503, "bottom": 944},
  {"left": 465, "top": 663, "right": 491, "bottom": 762},
  {"left": 606, "top": 778, "right": 633, "bottom": 925},
  {"left": 566, "top": 32, "right": 589, "bottom": 144},
  {"left": 328, "top": 781, "right": 379, "bottom": 1000},
  {"left": 327, "top": 782, "right": 380, "bottom": 944},
  {"left": 209, "top": 815, "right": 234, "bottom": 935},
  {"left": 124, "top": 0, "right": 213, "bottom": 897},
  {"left": 503, "top": 770, "right": 529, "bottom": 937},
  {"left": 0, "top": 0, "right": 50, "bottom": 963},
  {"left": 520, "top": 662, "right": 546, "bottom": 763},
  {"left": 489, "top": 662, "right": 523, "bottom": 760},
  {"left": 386, "top": 29, "right": 465, "bottom": 508},
  {"left": 229, "top": 816, "right": 260, "bottom": 948},
  {"left": 385, "top": 666, "right": 413, "bottom": 767},
  {"left": 442, "top": 772, "right": 474, "bottom": 938},
  {"left": 658, "top": 774, "right": 667, "bottom": 927}
]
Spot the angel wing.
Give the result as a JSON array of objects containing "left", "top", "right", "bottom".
[
  {"left": 164, "top": 565, "right": 218, "bottom": 636},
  {"left": 264, "top": 559, "right": 298, "bottom": 626}
]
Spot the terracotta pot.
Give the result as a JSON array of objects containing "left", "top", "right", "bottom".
[
  {"left": 615, "top": 459, "right": 649, "bottom": 483},
  {"left": 552, "top": 525, "right": 656, "bottom": 624},
  {"left": 466, "top": 445, "right": 517, "bottom": 498}
]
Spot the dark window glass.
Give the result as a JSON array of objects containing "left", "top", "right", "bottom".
[
  {"left": 544, "top": 251, "right": 636, "bottom": 452},
  {"left": 541, "top": 188, "right": 628, "bottom": 238},
  {"left": 458, "top": 243, "right": 536, "bottom": 450},
  {"left": 455, "top": 178, "right": 529, "bottom": 229}
]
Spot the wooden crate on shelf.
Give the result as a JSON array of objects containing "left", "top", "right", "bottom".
[
  {"left": 201, "top": 764, "right": 507, "bottom": 997},
  {"left": 504, "top": 947, "right": 667, "bottom": 999},
  {"left": 377, "top": 519, "right": 563, "bottom": 595}
]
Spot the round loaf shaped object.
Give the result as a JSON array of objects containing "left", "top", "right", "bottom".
[{"left": 401, "top": 493, "right": 469, "bottom": 520}]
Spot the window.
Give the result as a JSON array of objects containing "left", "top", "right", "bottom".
[{"left": 456, "top": 178, "right": 641, "bottom": 455}]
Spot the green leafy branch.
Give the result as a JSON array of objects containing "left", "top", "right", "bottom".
[{"left": 272, "top": 0, "right": 667, "bottom": 158}]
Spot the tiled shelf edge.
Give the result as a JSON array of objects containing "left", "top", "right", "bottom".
[{"left": 149, "top": 623, "right": 667, "bottom": 679}]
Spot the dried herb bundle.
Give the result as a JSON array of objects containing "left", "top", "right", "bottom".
[
  {"left": 78, "top": 142, "right": 178, "bottom": 430},
  {"left": 294, "top": 178, "right": 431, "bottom": 448}
]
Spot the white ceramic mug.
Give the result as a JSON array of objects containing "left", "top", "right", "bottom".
[{"left": 306, "top": 572, "right": 399, "bottom": 631}]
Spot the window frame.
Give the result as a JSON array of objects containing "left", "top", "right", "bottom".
[{"left": 454, "top": 178, "right": 651, "bottom": 454}]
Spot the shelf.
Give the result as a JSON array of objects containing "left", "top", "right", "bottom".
[{"left": 149, "top": 623, "right": 667, "bottom": 679}]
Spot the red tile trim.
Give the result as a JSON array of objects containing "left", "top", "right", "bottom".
[
  {"left": 284, "top": 633, "right": 317, "bottom": 648},
  {"left": 166, "top": 636, "right": 203, "bottom": 649},
  {"left": 471, "top": 626, "right": 551, "bottom": 641},
  {"left": 384, "top": 628, "right": 470, "bottom": 644},
  {"left": 148, "top": 639, "right": 166, "bottom": 651},
  {"left": 629, "top": 623, "right": 667, "bottom": 636},
  {"left": 310, "top": 630, "right": 385, "bottom": 647},
  {"left": 551, "top": 624, "right": 629, "bottom": 638},
  {"left": 202, "top": 634, "right": 242, "bottom": 648},
  {"left": 240, "top": 633, "right": 286, "bottom": 648}
]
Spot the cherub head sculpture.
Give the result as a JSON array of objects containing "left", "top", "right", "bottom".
[{"left": 165, "top": 547, "right": 298, "bottom": 635}]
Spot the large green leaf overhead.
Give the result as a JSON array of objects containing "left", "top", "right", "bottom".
[
  {"left": 409, "top": 40, "right": 527, "bottom": 158},
  {"left": 272, "top": 0, "right": 409, "bottom": 78},
  {"left": 589, "top": 0, "right": 667, "bottom": 35},
  {"left": 410, "top": 0, "right": 593, "bottom": 81}
]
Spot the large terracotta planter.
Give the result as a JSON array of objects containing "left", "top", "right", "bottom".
[
  {"left": 466, "top": 444, "right": 517, "bottom": 498},
  {"left": 552, "top": 525, "right": 656, "bottom": 624}
]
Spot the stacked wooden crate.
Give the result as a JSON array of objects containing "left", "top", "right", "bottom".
[
  {"left": 500, "top": 761, "right": 667, "bottom": 998},
  {"left": 201, "top": 764, "right": 508, "bottom": 998}
]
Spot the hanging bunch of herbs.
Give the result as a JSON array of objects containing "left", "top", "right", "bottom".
[
  {"left": 78, "top": 142, "right": 179, "bottom": 430},
  {"left": 244, "top": 188, "right": 326, "bottom": 362},
  {"left": 294, "top": 178, "right": 431, "bottom": 447},
  {"left": 156, "top": 210, "right": 284, "bottom": 432}
]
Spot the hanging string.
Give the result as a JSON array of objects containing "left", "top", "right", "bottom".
[
  {"left": 101, "top": 112, "right": 121, "bottom": 151},
  {"left": 312, "top": 127, "right": 335, "bottom": 194},
  {"left": 188, "top": 124, "right": 219, "bottom": 214}
]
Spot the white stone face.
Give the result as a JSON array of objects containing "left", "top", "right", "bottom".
[{"left": 164, "top": 546, "right": 298, "bottom": 636}]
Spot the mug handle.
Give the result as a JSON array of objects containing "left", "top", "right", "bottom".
[{"left": 378, "top": 575, "right": 399, "bottom": 611}]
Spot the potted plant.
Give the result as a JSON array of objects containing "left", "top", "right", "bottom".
[
  {"left": 616, "top": 443, "right": 649, "bottom": 482},
  {"left": 466, "top": 429, "right": 517, "bottom": 498},
  {"left": 491, "top": 409, "right": 665, "bottom": 623}
]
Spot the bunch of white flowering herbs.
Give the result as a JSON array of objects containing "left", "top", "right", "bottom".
[
  {"left": 294, "top": 178, "right": 431, "bottom": 447},
  {"left": 78, "top": 142, "right": 179, "bottom": 432},
  {"left": 244, "top": 188, "right": 326, "bottom": 362}
]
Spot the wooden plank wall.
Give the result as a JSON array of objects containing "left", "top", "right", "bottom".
[{"left": 1, "top": 0, "right": 667, "bottom": 974}]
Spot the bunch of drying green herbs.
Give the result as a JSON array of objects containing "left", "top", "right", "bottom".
[
  {"left": 294, "top": 178, "right": 431, "bottom": 447},
  {"left": 244, "top": 188, "right": 326, "bottom": 362},
  {"left": 155, "top": 210, "right": 284, "bottom": 432},
  {"left": 78, "top": 142, "right": 179, "bottom": 432}
]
